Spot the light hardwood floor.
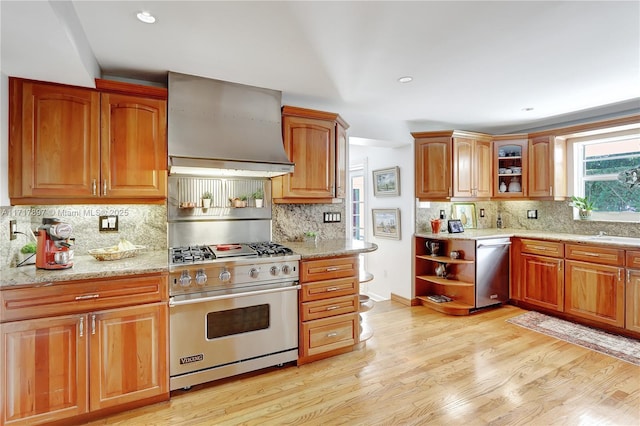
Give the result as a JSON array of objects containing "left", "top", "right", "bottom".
[{"left": 85, "top": 302, "right": 640, "bottom": 425}]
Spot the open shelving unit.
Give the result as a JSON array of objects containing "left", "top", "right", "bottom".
[{"left": 414, "top": 237, "right": 477, "bottom": 315}]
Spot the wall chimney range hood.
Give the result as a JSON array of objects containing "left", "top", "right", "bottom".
[{"left": 168, "top": 72, "right": 294, "bottom": 177}]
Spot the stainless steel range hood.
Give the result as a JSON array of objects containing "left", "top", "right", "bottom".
[{"left": 168, "top": 72, "right": 294, "bottom": 177}]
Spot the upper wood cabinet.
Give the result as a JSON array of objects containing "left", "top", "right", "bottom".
[
  {"left": 413, "top": 131, "right": 491, "bottom": 200},
  {"left": 100, "top": 92, "right": 167, "bottom": 199},
  {"left": 272, "top": 106, "right": 349, "bottom": 203},
  {"left": 414, "top": 135, "right": 451, "bottom": 200},
  {"left": 9, "top": 77, "right": 167, "bottom": 205},
  {"left": 493, "top": 136, "right": 528, "bottom": 199},
  {"left": 528, "top": 134, "right": 567, "bottom": 199}
]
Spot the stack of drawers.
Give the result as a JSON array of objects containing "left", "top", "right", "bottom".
[{"left": 298, "top": 255, "right": 359, "bottom": 365}]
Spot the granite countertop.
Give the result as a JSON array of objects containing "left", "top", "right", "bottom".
[
  {"left": 282, "top": 239, "right": 378, "bottom": 259},
  {"left": 415, "top": 228, "right": 640, "bottom": 248},
  {"left": 0, "top": 250, "right": 169, "bottom": 289}
]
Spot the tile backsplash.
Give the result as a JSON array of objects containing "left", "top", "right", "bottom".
[
  {"left": 0, "top": 204, "right": 167, "bottom": 268},
  {"left": 272, "top": 204, "right": 346, "bottom": 242}
]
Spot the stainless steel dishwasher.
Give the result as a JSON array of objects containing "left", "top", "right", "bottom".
[{"left": 475, "top": 238, "right": 511, "bottom": 308}]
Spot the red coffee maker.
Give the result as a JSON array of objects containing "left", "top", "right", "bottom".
[{"left": 36, "top": 218, "right": 74, "bottom": 270}]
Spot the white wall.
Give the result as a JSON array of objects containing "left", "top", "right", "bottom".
[
  {"left": 1, "top": 72, "right": 8, "bottom": 206},
  {"left": 350, "top": 144, "right": 414, "bottom": 301}
]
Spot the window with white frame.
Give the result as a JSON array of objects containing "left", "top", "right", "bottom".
[{"left": 570, "top": 127, "right": 640, "bottom": 221}]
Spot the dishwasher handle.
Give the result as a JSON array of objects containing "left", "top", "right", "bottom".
[{"left": 477, "top": 242, "right": 512, "bottom": 248}]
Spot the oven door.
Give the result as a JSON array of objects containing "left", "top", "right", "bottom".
[{"left": 169, "top": 284, "right": 299, "bottom": 379}]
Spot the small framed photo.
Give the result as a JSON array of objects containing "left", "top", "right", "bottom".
[
  {"left": 372, "top": 208, "right": 401, "bottom": 239},
  {"left": 373, "top": 166, "right": 400, "bottom": 197},
  {"left": 448, "top": 219, "right": 464, "bottom": 233}
]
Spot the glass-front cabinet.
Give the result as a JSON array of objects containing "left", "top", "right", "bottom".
[{"left": 493, "top": 136, "right": 528, "bottom": 198}]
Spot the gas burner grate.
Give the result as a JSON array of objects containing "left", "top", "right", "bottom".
[
  {"left": 248, "top": 242, "right": 294, "bottom": 257},
  {"left": 171, "top": 245, "right": 215, "bottom": 264}
]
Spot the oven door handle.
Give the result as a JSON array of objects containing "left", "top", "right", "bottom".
[{"left": 169, "top": 284, "right": 301, "bottom": 307}]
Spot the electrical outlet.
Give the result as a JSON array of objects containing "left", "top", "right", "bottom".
[
  {"left": 9, "top": 220, "right": 17, "bottom": 240},
  {"left": 439, "top": 210, "right": 446, "bottom": 219},
  {"left": 99, "top": 215, "right": 119, "bottom": 231},
  {"left": 527, "top": 210, "right": 538, "bottom": 219},
  {"left": 479, "top": 208, "right": 485, "bottom": 218}
]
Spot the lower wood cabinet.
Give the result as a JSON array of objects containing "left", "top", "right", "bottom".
[
  {"left": 90, "top": 302, "right": 167, "bottom": 411},
  {"left": 626, "top": 267, "right": 640, "bottom": 333},
  {"left": 298, "top": 255, "right": 359, "bottom": 365},
  {"left": 564, "top": 260, "right": 624, "bottom": 327},
  {"left": 521, "top": 253, "right": 564, "bottom": 312},
  {"left": 0, "top": 274, "right": 168, "bottom": 426},
  {"left": 1, "top": 315, "right": 87, "bottom": 425}
]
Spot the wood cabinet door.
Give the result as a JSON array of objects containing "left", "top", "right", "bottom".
[
  {"left": 626, "top": 269, "right": 640, "bottom": 333},
  {"left": 1, "top": 315, "right": 88, "bottom": 425},
  {"left": 474, "top": 138, "right": 492, "bottom": 198},
  {"left": 89, "top": 302, "right": 168, "bottom": 411},
  {"left": 522, "top": 254, "right": 564, "bottom": 311},
  {"left": 453, "top": 137, "right": 474, "bottom": 197},
  {"left": 335, "top": 122, "right": 348, "bottom": 199},
  {"left": 280, "top": 115, "right": 335, "bottom": 198},
  {"left": 415, "top": 137, "right": 451, "bottom": 200},
  {"left": 19, "top": 81, "right": 100, "bottom": 197},
  {"left": 565, "top": 260, "right": 624, "bottom": 327},
  {"left": 529, "top": 136, "right": 553, "bottom": 197},
  {"left": 101, "top": 93, "right": 167, "bottom": 198}
]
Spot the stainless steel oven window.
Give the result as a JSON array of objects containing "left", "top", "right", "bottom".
[{"left": 206, "top": 304, "right": 270, "bottom": 339}]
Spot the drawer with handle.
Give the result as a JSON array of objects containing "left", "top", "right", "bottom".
[
  {"left": 565, "top": 244, "right": 625, "bottom": 266},
  {"left": 300, "top": 313, "right": 358, "bottom": 357},
  {"left": 300, "top": 256, "right": 358, "bottom": 282},
  {"left": 520, "top": 239, "right": 564, "bottom": 258},
  {"left": 301, "top": 294, "right": 359, "bottom": 321},
  {"left": 0, "top": 274, "right": 167, "bottom": 322},
  {"left": 300, "top": 277, "right": 358, "bottom": 302}
]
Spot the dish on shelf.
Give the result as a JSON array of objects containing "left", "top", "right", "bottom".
[
  {"left": 498, "top": 167, "right": 507, "bottom": 174},
  {"left": 510, "top": 166, "right": 522, "bottom": 174},
  {"left": 179, "top": 202, "right": 196, "bottom": 208}
]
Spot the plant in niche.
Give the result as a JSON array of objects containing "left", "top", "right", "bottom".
[
  {"left": 252, "top": 188, "right": 264, "bottom": 200},
  {"left": 201, "top": 191, "right": 212, "bottom": 208}
]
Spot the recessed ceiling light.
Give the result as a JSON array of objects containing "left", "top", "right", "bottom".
[
  {"left": 398, "top": 76, "right": 413, "bottom": 84},
  {"left": 136, "top": 11, "right": 156, "bottom": 24},
  {"left": 521, "top": 107, "right": 534, "bottom": 112}
]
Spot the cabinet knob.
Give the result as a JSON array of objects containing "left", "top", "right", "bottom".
[
  {"left": 92, "top": 179, "right": 97, "bottom": 196},
  {"left": 103, "top": 180, "right": 108, "bottom": 196},
  {"left": 79, "top": 316, "right": 84, "bottom": 337}
]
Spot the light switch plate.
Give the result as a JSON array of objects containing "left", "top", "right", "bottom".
[{"left": 527, "top": 210, "right": 538, "bottom": 219}]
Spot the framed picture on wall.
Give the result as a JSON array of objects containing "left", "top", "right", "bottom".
[
  {"left": 451, "top": 203, "right": 477, "bottom": 229},
  {"left": 372, "top": 208, "right": 401, "bottom": 239},
  {"left": 373, "top": 167, "right": 400, "bottom": 197}
]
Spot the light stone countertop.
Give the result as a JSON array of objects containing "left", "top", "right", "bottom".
[
  {"left": 0, "top": 250, "right": 168, "bottom": 289},
  {"left": 282, "top": 239, "right": 378, "bottom": 259},
  {"left": 415, "top": 228, "right": 640, "bottom": 248}
]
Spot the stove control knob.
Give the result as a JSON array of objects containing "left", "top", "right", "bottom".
[
  {"left": 179, "top": 271, "right": 192, "bottom": 288},
  {"left": 195, "top": 269, "right": 207, "bottom": 286},
  {"left": 219, "top": 269, "right": 231, "bottom": 282},
  {"left": 282, "top": 264, "right": 292, "bottom": 275},
  {"left": 249, "top": 267, "right": 259, "bottom": 279},
  {"left": 270, "top": 266, "right": 281, "bottom": 276}
]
